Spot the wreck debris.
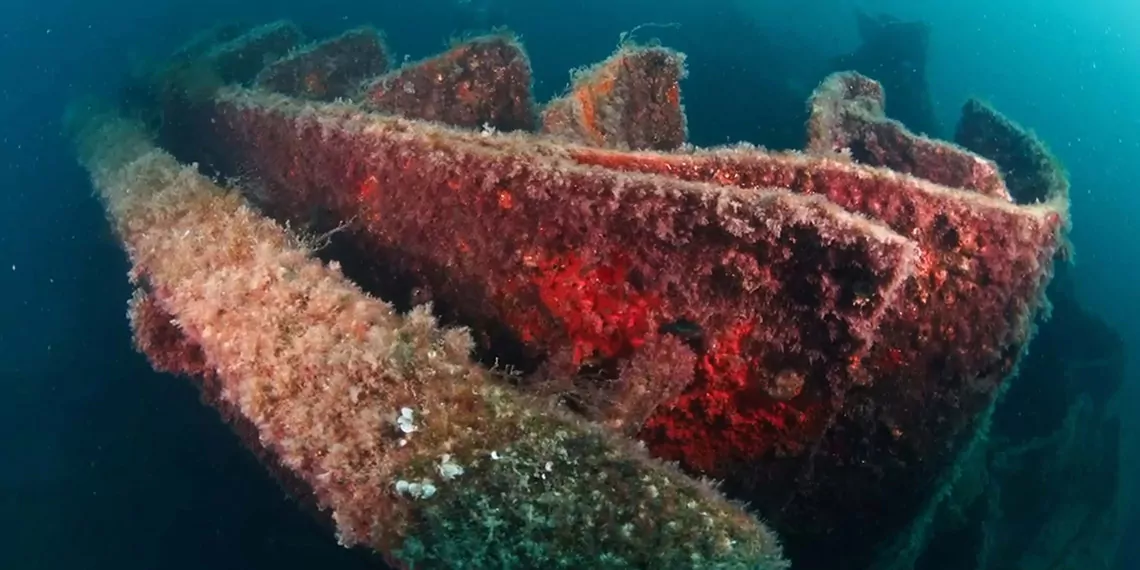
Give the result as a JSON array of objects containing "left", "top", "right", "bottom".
[
  {"left": 541, "top": 44, "right": 688, "bottom": 150},
  {"left": 255, "top": 26, "right": 391, "bottom": 100},
  {"left": 358, "top": 34, "right": 536, "bottom": 132},
  {"left": 196, "top": 20, "right": 304, "bottom": 85},
  {"left": 956, "top": 98, "right": 1070, "bottom": 206},
  {"left": 89, "top": 19, "right": 1072, "bottom": 569},
  {"left": 806, "top": 71, "right": 1009, "bottom": 199},
  {"left": 563, "top": 136, "right": 1062, "bottom": 567},
  {"left": 71, "top": 111, "right": 790, "bottom": 570}
]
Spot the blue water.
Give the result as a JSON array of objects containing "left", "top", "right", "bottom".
[{"left": 0, "top": 0, "right": 1134, "bottom": 568}]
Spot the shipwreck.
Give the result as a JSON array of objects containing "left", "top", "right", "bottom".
[{"left": 71, "top": 20, "right": 1072, "bottom": 569}]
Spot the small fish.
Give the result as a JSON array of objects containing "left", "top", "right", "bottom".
[{"left": 659, "top": 319, "right": 704, "bottom": 343}]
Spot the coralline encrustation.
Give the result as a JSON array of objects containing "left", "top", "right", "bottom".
[
  {"left": 255, "top": 26, "right": 392, "bottom": 101},
  {"left": 540, "top": 44, "right": 688, "bottom": 150},
  {"left": 88, "top": 19, "right": 1071, "bottom": 569},
  {"left": 359, "top": 34, "right": 536, "bottom": 133},
  {"left": 71, "top": 111, "right": 790, "bottom": 570}
]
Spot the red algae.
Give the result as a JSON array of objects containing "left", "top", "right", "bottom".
[
  {"left": 132, "top": 19, "right": 1069, "bottom": 570},
  {"left": 807, "top": 71, "right": 1010, "bottom": 200},
  {"left": 358, "top": 34, "right": 536, "bottom": 132},
  {"left": 255, "top": 27, "right": 391, "bottom": 100},
  {"left": 542, "top": 44, "right": 688, "bottom": 150}
]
